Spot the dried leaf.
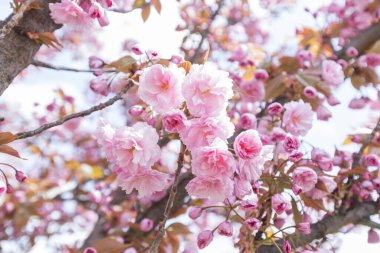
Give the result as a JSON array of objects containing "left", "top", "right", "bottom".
[
  {"left": 27, "top": 32, "right": 63, "bottom": 50},
  {"left": 109, "top": 56, "right": 136, "bottom": 73},
  {"left": 92, "top": 238, "right": 130, "bottom": 253},
  {"left": 178, "top": 61, "right": 192, "bottom": 74},
  {"left": 151, "top": 0, "right": 161, "bottom": 13},
  {"left": 300, "top": 194, "right": 327, "bottom": 211},
  {"left": 0, "top": 132, "right": 16, "bottom": 145},
  {"left": 0, "top": 145, "right": 21, "bottom": 158},
  {"left": 141, "top": 5, "right": 151, "bottom": 22}
]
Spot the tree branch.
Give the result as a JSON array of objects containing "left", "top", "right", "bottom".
[
  {"left": 338, "top": 21, "right": 380, "bottom": 57},
  {"left": 0, "top": 0, "right": 60, "bottom": 96},
  {"left": 150, "top": 144, "right": 186, "bottom": 253},
  {"left": 257, "top": 200, "right": 380, "bottom": 253},
  {"left": 189, "top": 0, "right": 224, "bottom": 63},
  {"left": 31, "top": 60, "right": 114, "bottom": 73},
  {"left": 15, "top": 81, "right": 133, "bottom": 140}
]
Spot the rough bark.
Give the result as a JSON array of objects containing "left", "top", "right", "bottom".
[
  {"left": 0, "top": 0, "right": 60, "bottom": 96},
  {"left": 258, "top": 200, "right": 380, "bottom": 253}
]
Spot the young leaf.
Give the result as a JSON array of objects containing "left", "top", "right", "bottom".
[
  {"left": 0, "top": 132, "right": 16, "bottom": 145},
  {"left": 141, "top": 5, "right": 151, "bottom": 22},
  {"left": 152, "top": 0, "right": 162, "bottom": 13},
  {"left": 0, "top": 144, "right": 21, "bottom": 158}
]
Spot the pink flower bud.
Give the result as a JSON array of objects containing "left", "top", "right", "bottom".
[
  {"left": 89, "top": 3, "right": 104, "bottom": 18},
  {"left": 368, "top": 229, "right": 380, "bottom": 243},
  {"left": 188, "top": 207, "right": 202, "bottom": 220},
  {"left": 6, "top": 184, "right": 13, "bottom": 194},
  {"left": 271, "top": 194, "right": 290, "bottom": 215},
  {"left": 346, "top": 46, "right": 359, "bottom": 58},
  {"left": 348, "top": 98, "right": 367, "bottom": 109},
  {"left": 15, "top": 170, "right": 27, "bottom": 182},
  {"left": 303, "top": 86, "right": 317, "bottom": 98},
  {"left": 170, "top": 55, "right": 184, "bottom": 64},
  {"left": 89, "top": 56, "right": 104, "bottom": 69},
  {"left": 83, "top": 247, "right": 97, "bottom": 253},
  {"left": 197, "top": 230, "right": 213, "bottom": 249},
  {"left": 327, "top": 95, "right": 340, "bottom": 106},
  {"left": 162, "top": 110, "right": 187, "bottom": 133},
  {"left": 241, "top": 199, "right": 258, "bottom": 211},
  {"left": 128, "top": 105, "right": 144, "bottom": 117},
  {"left": 90, "top": 77, "right": 109, "bottom": 96},
  {"left": 271, "top": 127, "right": 286, "bottom": 142},
  {"left": 140, "top": 218, "right": 154, "bottom": 232},
  {"left": 365, "top": 154, "right": 379, "bottom": 167},
  {"left": 283, "top": 240, "right": 292, "bottom": 253},
  {"left": 97, "top": 12, "right": 109, "bottom": 27},
  {"left": 337, "top": 59, "right": 348, "bottom": 69},
  {"left": 254, "top": 69, "right": 269, "bottom": 81},
  {"left": 297, "top": 222, "right": 311, "bottom": 234},
  {"left": 316, "top": 105, "right": 332, "bottom": 121},
  {"left": 273, "top": 218, "right": 285, "bottom": 229},
  {"left": 217, "top": 221, "right": 233, "bottom": 237},
  {"left": 131, "top": 44, "right": 144, "bottom": 55},
  {"left": 267, "top": 102, "right": 283, "bottom": 115},
  {"left": 245, "top": 217, "right": 261, "bottom": 231},
  {"left": 239, "top": 113, "right": 257, "bottom": 130}
]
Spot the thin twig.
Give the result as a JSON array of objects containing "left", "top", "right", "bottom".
[
  {"left": 31, "top": 60, "right": 115, "bottom": 73},
  {"left": 189, "top": 0, "right": 224, "bottom": 63},
  {"left": 0, "top": 0, "right": 35, "bottom": 40},
  {"left": 15, "top": 81, "right": 133, "bottom": 140},
  {"left": 150, "top": 143, "right": 186, "bottom": 253}
]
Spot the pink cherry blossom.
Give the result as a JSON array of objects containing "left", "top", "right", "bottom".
[
  {"left": 237, "top": 145, "right": 273, "bottom": 181},
  {"left": 292, "top": 167, "right": 318, "bottom": 194},
  {"left": 297, "top": 222, "right": 311, "bottom": 235},
  {"left": 180, "top": 115, "right": 234, "bottom": 150},
  {"left": 245, "top": 217, "right": 261, "bottom": 231},
  {"left": 182, "top": 63, "right": 233, "bottom": 117},
  {"left": 188, "top": 207, "right": 202, "bottom": 219},
  {"left": 197, "top": 230, "right": 213, "bottom": 249},
  {"left": 240, "top": 113, "right": 257, "bottom": 129},
  {"left": 186, "top": 176, "right": 234, "bottom": 202},
  {"left": 283, "top": 135, "right": 300, "bottom": 153},
  {"left": 49, "top": 0, "right": 92, "bottom": 27},
  {"left": 240, "top": 79, "right": 265, "bottom": 102},
  {"left": 111, "top": 122, "right": 161, "bottom": 170},
  {"left": 234, "top": 129, "right": 263, "bottom": 159},
  {"left": 217, "top": 221, "right": 233, "bottom": 237},
  {"left": 138, "top": 64, "right": 185, "bottom": 113},
  {"left": 271, "top": 193, "right": 290, "bottom": 215},
  {"left": 322, "top": 60, "right": 344, "bottom": 86},
  {"left": 162, "top": 109, "right": 187, "bottom": 133},
  {"left": 234, "top": 177, "right": 253, "bottom": 199},
  {"left": 241, "top": 199, "right": 258, "bottom": 211},
  {"left": 191, "top": 141, "right": 236, "bottom": 178},
  {"left": 368, "top": 229, "right": 380, "bottom": 243},
  {"left": 268, "top": 102, "right": 283, "bottom": 115},
  {"left": 283, "top": 101, "right": 313, "bottom": 136},
  {"left": 117, "top": 169, "right": 170, "bottom": 198}
]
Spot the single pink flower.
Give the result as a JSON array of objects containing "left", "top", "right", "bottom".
[
  {"left": 368, "top": 229, "right": 380, "bottom": 243},
  {"left": 303, "top": 86, "right": 317, "bottom": 98},
  {"left": 267, "top": 102, "right": 283, "bottom": 115},
  {"left": 292, "top": 167, "right": 318, "bottom": 194},
  {"left": 186, "top": 176, "right": 234, "bottom": 202},
  {"left": 240, "top": 113, "right": 257, "bottom": 129},
  {"left": 283, "top": 135, "right": 300, "bottom": 153},
  {"left": 254, "top": 69, "right": 269, "bottom": 81},
  {"left": 297, "top": 222, "right": 311, "bottom": 235},
  {"left": 234, "top": 129, "right": 263, "bottom": 159},
  {"left": 192, "top": 141, "right": 236, "bottom": 178},
  {"left": 138, "top": 64, "right": 185, "bottom": 113},
  {"left": 234, "top": 177, "right": 253, "bottom": 199},
  {"left": 322, "top": 60, "right": 344, "bottom": 86},
  {"left": 117, "top": 169, "right": 170, "bottom": 198},
  {"left": 241, "top": 199, "right": 258, "bottom": 211},
  {"left": 111, "top": 122, "right": 161, "bottom": 171},
  {"left": 162, "top": 109, "right": 187, "bottom": 133},
  {"left": 182, "top": 63, "right": 233, "bottom": 117},
  {"left": 271, "top": 193, "right": 290, "bottom": 215},
  {"left": 197, "top": 230, "right": 213, "bottom": 249},
  {"left": 245, "top": 217, "right": 261, "bottom": 231},
  {"left": 240, "top": 79, "right": 265, "bottom": 102},
  {"left": 217, "top": 221, "right": 233, "bottom": 237},
  {"left": 49, "top": 0, "right": 92, "bottom": 27},
  {"left": 180, "top": 115, "right": 234, "bottom": 150},
  {"left": 283, "top": 101, "right": 313, "bottom": 136}
]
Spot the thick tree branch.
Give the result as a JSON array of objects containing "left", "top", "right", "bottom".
[
  {"left": 338, "top": 21, "right": 380, "bottom": 57},
  {"left": 0, "top": 0, "right": 60, "bottom": 96},
  {"left": 258, "top": 200, "right": 380, "bottom": 253},
  {"left": 15, "top": 82, "right": 133, "bottom": 140}
]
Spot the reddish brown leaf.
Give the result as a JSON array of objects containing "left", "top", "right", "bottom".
[
  {"left": 0, "top": 145, "right": 21, "bottom": 158},
  {"left": 152, "top": 0, "right": 162, "bottom": 13},
  {"left": 141, "top": 5, "right": 151, "bottom": 22},
  {"left": 0, "top": 132, "right": 16, "bottom": 145}
]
